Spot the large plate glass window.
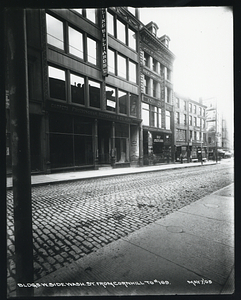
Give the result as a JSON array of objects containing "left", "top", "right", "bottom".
[
  {"left": 166, "top": 110, "right": 171, "bottom": 130},
  {"left": 48, "top": 66, "right": 66, "bottom": 100},
  {"left": 150, "top": 106, "right": 157, "bottom": 127},
  {"left": 107, "top": 11, "right": 114, "bottom": 36},
  {"left": 46, "top": 14, "right": 64, "bottom": 50},
  {"left": 142, "top": 103, "right": 149, "bottom": 126},
  {"left": 130, "top": 94, "right": 138, "bottom": 117},
  {"left": 87, "top": 37, "right": 97, "bottom": 65},
  {"left": 106, "top": 86, "right": 116, "bottom": 112},
  {"left": 158, "top": 108, "right": 162, "bottom": 128},
  {"left": 72, "top": 9, "right": 82, "bottom": 15},
  {"left": 117, "top": 19, "right": 126, "bottom": 44},
  {"left": 118, "top": 90, "right": 127, "bottom": 114},
  {"left": 128, "top": 28, "right": 136, "bottom": 51},
  {"left": 129, "top": 60, "right": 137, "bottom": 83},
  {"left": 108, "top": 48, "right": 115, "bottom": 74},
  {"left": 70, "top": 73, "right": 85, "bottom": 105},
  {"left": 89, "top": 80, "right": 101, "bottom": 108},
  {"left": 68, "top": 27, "right": 83, "bottom": 59},
  {"left": 117, "top": 54, "right": 127, "bottom": 79},
  {"left": 86, "top": 9, "right": 96, "bottom": 23}
]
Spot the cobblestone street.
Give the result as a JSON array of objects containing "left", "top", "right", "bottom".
[{"left": 7, "top": 162, "right": 234, "bottom": 294}]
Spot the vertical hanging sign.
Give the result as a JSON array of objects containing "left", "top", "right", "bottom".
[{"left": 101, "top": 8, "right": 108, "bottom": 76}]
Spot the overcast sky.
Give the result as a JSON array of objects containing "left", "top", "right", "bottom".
[{"left": 139, "top": 6, "right": 233, "bottom": 138}]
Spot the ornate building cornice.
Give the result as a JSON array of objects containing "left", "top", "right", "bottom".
[
  {"left": 140, "top": 27, "right": 175, "bottom": 62},
  {"left": 109, "top": 7, "right": 142, "bottom": 30}
]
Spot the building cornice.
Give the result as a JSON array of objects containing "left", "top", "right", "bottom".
[{"left": 140, "top": 27, "right": 175, "bottom": 61}]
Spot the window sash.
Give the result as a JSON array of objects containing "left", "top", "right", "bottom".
[
  {"left": 68, "top": 27, "right": 83, "bottom": 59},
  {"left": 46, "top": 14, "right": 64, "bottom": 50}
]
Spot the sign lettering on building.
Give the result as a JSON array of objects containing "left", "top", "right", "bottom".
[{"left": 101, "top": 8, "right": 108, "bottom": 77}]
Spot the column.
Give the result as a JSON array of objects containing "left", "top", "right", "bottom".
[
  {"left": 111, "top": 122, "right": 116, "bottom": 166},
  {"left": 93, "top": 119, "right": 98, "bottom": 169}
]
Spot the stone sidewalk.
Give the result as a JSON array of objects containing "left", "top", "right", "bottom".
[
  {"left": 7, "top": 160, "right": 217, "bottom": 189},
  {"left": 31, "top": 183, "right": 234, "bottom": 297}
]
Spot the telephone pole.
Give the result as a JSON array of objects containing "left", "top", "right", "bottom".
[{"left": 6, "top": 8, "right": 34, "bottom": 297}]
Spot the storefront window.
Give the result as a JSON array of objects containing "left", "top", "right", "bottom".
[
  {"left": 68, "top": 27, "right": 83, "bottom": 59},
  {"left": 89, "top": 80, "right": 101, "bottom": 108},
  {"left": 142, "top": 103, "right": 149, "bottom": 126},
  {"left": 117, "top": 19, "right": 126, "bottom": 44},
  {"left": 130, "top": 94, "right": 138, "bottom": 117},
  {"left": 106, "top": 86, "right": 116, "bottom": 112},
  {"left": 87, "top": 37, "right": 97, "bottom": 65},
  {"left": 108, "top": 48, "right": 115, "bottom": 74},
  {"left": 86, "top": 9, "right": 96, "bottom": 23},
  {"left": 118, "top": 90, "right": 127, "bottom": 114},
  {"left": 129, "top": 60, "right": 137, "bottom": 83},
  {"left": 48, "top": 66, "right": 66, "bottom": 100},
  {"left": 107, "top": 11, "right": 114, "bottom": 35},
  {"left": 46, "top": 14, "right": 64, "bottom": 50},
  {"left": 70, "top": 73, "right": 85, "bottom": 105},
  {"left": 128, "top": 28, "right": 136, "bottom": 51},
  {"left": 166, "top": 110, "right": 170, "bottom": 130},
  {"left": 117, "top": 54, "right": 127, "bottom": 79}
]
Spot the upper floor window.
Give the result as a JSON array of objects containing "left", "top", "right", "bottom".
[
  {"left": 189, "top": 115, "right": 192, "bottom": 126},
  {"left": 176, "top": 97, "right": 179, "bottom": 108},
  {"left": 128, "top": 27, "right": 136, "bottom": 51},
  {"left": 89, "top": 80, "right": 101, "bottom": 108},
  {"left": 87, "top": 37, "right": 97, "bottom": 65},
  {"left": 130, "top": 94, "right": 138, "bottom": 117},
  {"left": 108, "top": 48, "right": 115, "bottom": 74},
  {"left": 197, "top": 117, "right": 201, "bottom": 127},
  {"left": 199, "top": 107, "right": 202, "bottom": 115},
  {"left": 117, "top": 19, "right": 126, "bottom": 44},
  {"left": 167, "top": 69, "right": 171, "bottom": 81},
  {"left": 183, "top": 100, "right": 186, "bottom": 110},
  {"left": 86, "top": 9, "right": 96, "bottom": 24},
  {"left": 70, "top": 73, "right": 85, "bottom": 105},
  {"left": 48, "top": 66, "right": 66, "bottom": 100},
  {"left": 46, "top": 14, "right": 64, "bottom": 50},
  {"left": 142, "top": 103, "right": 149, "bottom": 126},
  {"left": 150, "top": 106, "right": 157, "bottom": 127},
  {"left": 152, "top": 58, "right": 158, "bottom": 72},
  {"left": 183, "top": 113, "right": 187, "bottom": 125},
  {"left": 203, "top": 108, "right": 205, "bottom": 117},
  {"left": 167, "top": 88, "right": 172, "bottom": 104},
  {"left": 166, "top": 111, "right": 171, "bottom": 130},
  {"left": 189, "top": 103, "right": 192, "bottom": 113},
  {"left": 117, "top": 54, "right": 127, "bottom": 79},
  {"left": 106, "top": 85, "right": 116, "bottom": 112},
  {"left": 68, "top": 27, "right": 83, "bottom": 59},
  {"left": 107, "top": 11, "right": 114, "bottom": 36},
  {"left": 144, "top": 52, "right": 149, "bottom": 67},
  {"left": 118, "top": 90, "right": 127, "bottom": 114},
  {"left": 194, "top": 117, "right": 197, "bottom": 126},
  {"left": 129, "top": 60, "right": 137, "bottom": 83},
  {"left": 176, "top": 112, "right": 180, "bottom": 124},
  {"left": 193, "top": 105, "right": 196, "bottom": 114},
  {"left": 72, "top": 9, "right": 82, "bottom": 15},
  {"left": 158, "top": 108, "right": 162, "bottom": 128}
]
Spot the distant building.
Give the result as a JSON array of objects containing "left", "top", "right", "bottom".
[
  {"left": 202, "top": 97, "right": 224, "bottom": 159},
  {"left": 139, "top": 21, "right": 175, "bottom": 165},
  {"left": 174, "top": 93, "right": 207, "bottom": 162}
]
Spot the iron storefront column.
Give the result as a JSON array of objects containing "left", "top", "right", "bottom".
[{"left": 111, "top": 121, "right": 116, "bottom": 166}]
